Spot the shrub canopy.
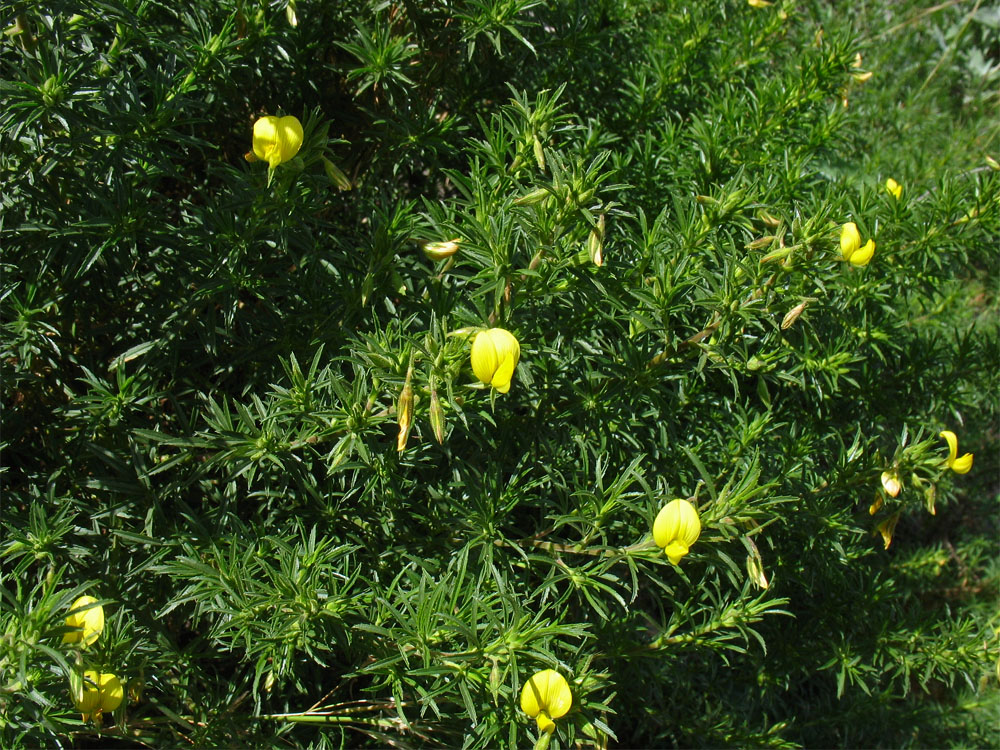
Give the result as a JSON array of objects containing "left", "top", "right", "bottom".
[{"left": 2, "top": 1, "right": 998, "bottom": 748}]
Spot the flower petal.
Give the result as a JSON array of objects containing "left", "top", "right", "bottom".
[
  {"left": 471, "top": 331, "right": 499, "bottom": 385},
  {"left": 951, "top": 452, "right": 973, "bottom": 474},
  {"left": 849, "top": 239, "right": 875, "bottom": 266},
  {"left": 939, "top": 430, "right": 959, "bottom": 463},
  {"left": 840, "top": 222, "right": 860, "bottom": 259}
]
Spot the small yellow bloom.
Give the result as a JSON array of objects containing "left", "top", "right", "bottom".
[
  {"left": 72, "top": 670, "right": 123, "bottom": 720},
  {"left": 880, "top": 470, "right": 901, "bottom": 498},
  {"left": 885, "top": 178, "right": 902, "bottom": 199},
  {"left": 840, "top": 223, "right": 875, "bottom": 266},
  {"left": 653, "top": 499, "right": 701, "bottom": 565},
  {"left": 520, "top": 669, "right": 572, "bottom": 734},
  {"left": 63, "top": 596, "right": 104, "bottom": 647},
  {"left": 470, "top": 328, "right": 520, "bottom": 393},
  {"left": 252, "top": 115, "right": 304, "bottom": 169},
  {"left": 748, "top": 0, "right": 773, "bottom": 7},
  {"left": 940, "top": 430, "right": 973, "bottom": 474},
  {"left": 840, "top": 222, "right": 860, "bottom": 257},
  {"left": 851, "top": 239, "right": 875, "bottom": 266}
]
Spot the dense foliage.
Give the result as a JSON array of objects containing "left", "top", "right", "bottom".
[{"left": 2, "top": 1, "right": 998, "bottom": 747}]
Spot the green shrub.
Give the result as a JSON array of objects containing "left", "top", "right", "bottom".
[{"left": 2, "top": 1, "right": 997, "bottom": 748}]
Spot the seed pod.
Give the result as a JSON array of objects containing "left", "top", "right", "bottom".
[
  {"left": 781, "top": 300, "right": 809, "bottom": 329},
  {"left": 587, "top": 214, "right": 605, "bottom": 267},
  {"left": 429, "top": 378, "right": 445, "bottom": 444},
  {"left": 396, "top": 364, "right": 414, "bottom": 452},
  {"left": 514, "top": 188, "right": 549, "bottom": 206},
  {"left": 321, "top": 157, "right": 352, "bottom": 190},
  {"left": 533, "top": 134, "right": 546, "bottom": 170}
]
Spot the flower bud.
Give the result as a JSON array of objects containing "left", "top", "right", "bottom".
[
  {"left": 533, "top": 134, "right": 546, "bottom": 170},
  {"left": 396, "top": 365, "right": 414, "bottom": 453},
  {"left": 781, "top": 300, "right": 809, "bottom": 329},
  {"left": 885, "top": 178, "right": 902, "bottom": 199},
  {"left": 321, "top": 156, "right": 352, "bottom": 190},
  {"left": 429, "top": 380, "right": 445, "bottom": 444},
  {"left": 514, "top": 188, "right": 550, "bottom": 206},
  {"left": 746, "top": 549, "right": 769, "bottom": 589},
  {"left": 876, "top": 512, "right": 900, "bottom": 550},
  {"left": 422, "top": 239, "right": 461, "bottom": 261},
  {"left": 880, "top": 470, "right": 901, "bottom": 498},
  {"left": 587, "top": 214, "right": 605, "bottom": 267}
]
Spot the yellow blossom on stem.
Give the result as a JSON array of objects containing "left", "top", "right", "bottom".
[
  {"left": 63, "top": 596, "right": 104, "bottom": 647},
  {"left": 885, "top": 178, "right": 902, "bottom": 199},
  {"left": 71, "top": 670, "right": 123, "bottom": 721},
  {"left": 520, "top": 669, "right": 572, "bottom": 734},
  {"left": 840, "top": 222, "right": 875, "bottom": 266},
  {"left": 470, "top": 328, "right": 520, "bottom": 393},
  {"left": 748, "top": 0, "right": 773, "bottom": 7},
  {"left": 252, "top": 115, "right": 303, "bottom": 169},
  {"left": 653, "top": 499, "right": 701, "bottom": 565},
  {"left": 940, "top": 430, "right": 973, "bottom": 474}
]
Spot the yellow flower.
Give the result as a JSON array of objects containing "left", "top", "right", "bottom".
[
  {"left": 880, "top": 470, "right": 901, "bottom": 498},
  {"left": 653, "top": 499, "right": 701, "bottom": 565},
  {"left": 840, "top": 223, "right": 875, "bottom": 266},
  {"left": 470, "top": 328, "right": 520, "bottom": 393},
  {"left": 520, "top": 669, "right": 572, "bottom": 734},
  {"left": 885, "top": 178, "right": 902, "bottom": 199},
  {"left": 748, "top": 0, "right": 773, "bottom": 6},
  {"left": 840, "top": 222, "right": 860, "bottom": 257},
  {"left": 940, "top": 430, "right": 973, "bottom": 474},
  {"left": 252, "top": 115, "right": 304, "bottom": 169},
  {"left": 63, "top": 596, "right": 104, "bottom": 647},
  {"left": 71, "top": 670, "right": 123, "bottom": 720}
]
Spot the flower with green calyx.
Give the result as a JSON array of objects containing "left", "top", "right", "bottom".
[
  {"left": 63, "top": 596, "right": 104, "bottom": 647},
  {"left": 840, "top": 222, "right": 875, "bottom": 266},
  {"left": 653, "top": 499, "right": 701, "bottom": 565},
  {"left": 880, "top": 470, "right": 901, "bottom": 498},
  {"left": 422, "top": 238, "right": 461, "bottom": 261},
  {"left": 252, "top": 115, "right": 303, "bottom": 169},
  {"left": 520, "top": 669, "right": 572, "bottom": 735},
  {"left": 886, "top": 178, "right": 902, "bottom": 199},
  {"left": 71, "top": 669, "right": 123, "bottom": 722},
  {"left": 470, "top": 328, "right": 520, "bottom": 393},
  {"left": 940, "top": 430, "right": 973, "bottom": 474}
]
